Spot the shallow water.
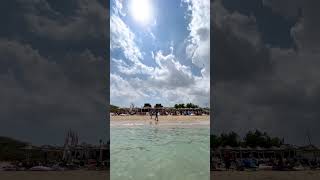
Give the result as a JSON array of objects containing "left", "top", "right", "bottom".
[{"left": 111, "top": 122, "right": 210, "bottom": 180}]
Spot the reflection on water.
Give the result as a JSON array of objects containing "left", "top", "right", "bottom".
[{"left": 111, "top": 123, "right": 209, "bottom": 180}]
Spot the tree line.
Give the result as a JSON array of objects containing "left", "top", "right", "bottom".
[
  {"left": 211, "top": 130, "right": 284, "bottom": 149},
  {"left": 174, "top": 103, "right": 199, "bottom": 109},
  {"left": 110, "top": 103, "right": 200, "bottom": 112}
]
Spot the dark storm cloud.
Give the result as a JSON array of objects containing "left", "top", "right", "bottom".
[
  {"left": 263, "top": 0, "right": 320, "bottom": 52},
  {"left": 212, "top": 25, "right": 272, "bottom": 82},
  {"left": 262, "top": 0, "right": 301, "bottom": 18},
  {"left": 0, "top": 0, "right": 108, "bottom": 55},
  {"left": 212, "top": 0, "right": 320, "bottom": 146},
  {"left": 0, "top": 0, "right": 109, "bottom": 145}
]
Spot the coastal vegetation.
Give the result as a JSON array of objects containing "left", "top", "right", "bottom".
[
  {"left": 174, "top": 103, "right": 199, "bottom": 109},
  {"left": 110, "top": 104, "right": 119, "bottom": 112},
  {"left": 211, "top": 130, "right": 284, "bottom": 149},
  {"left": 111, "top": 103, "right": 201, "bottom": 110},
  {"left": 110, "top": 103, "right": 208, "bottom": 114},
  {"left": 0, "top": 136, "right": 27, "bottom": 161}
]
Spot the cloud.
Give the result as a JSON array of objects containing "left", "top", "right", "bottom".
[
  {"left": 262, "top": 0, "right": 301, "bottom": 18},
  {"left": 290, "top": 1, "right": 320, "bottom": 53},
  {"left": 152, "top": 51, "right": 195, "bottom": 89},
  {"left": 262, "top": 0, "right": 320, "bottom": 52},
  {"left": 110, "top": 73, "right": 149, "bottom": 106},
  {"left": 212, "top": 0, "right": 272, "bottom": 83},
  {"left": 23, "top": 0, "right": 108, "bottom": 41},
  {"left": 111, "top": 48, "right": 208, "bottom": 107},
  {"left": 212, "top": 0, "right": 320, "bottom": 145},
  {"left": 110, "top": 0, "right": 210, "bottom": 107},
  {"left": 0, "top": 0, "right": 108, "bottom": 145},
  {"left": 110, "top": 13, "right": 154, "bottom": 75},
  {"left": 0, "top": 39, "right": 107, "bottom": 145},
  {"left": 183, "top": 0, "right": 210, "bottom": 78}
]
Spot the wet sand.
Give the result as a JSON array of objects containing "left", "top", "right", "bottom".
[
  {"left": 0, "top": 170, "right": 109, "bottom": 180},
  {"left": 211, "top": 171, "right": 320, "bottom": 180}
]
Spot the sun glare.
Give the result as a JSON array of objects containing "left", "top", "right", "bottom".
[{"left": 129, "top": 0, "right": 153, "bottom": 25}]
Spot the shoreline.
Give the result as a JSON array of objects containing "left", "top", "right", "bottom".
[{"left": 111, "top": 115, "right": 209, "bottom": 127}]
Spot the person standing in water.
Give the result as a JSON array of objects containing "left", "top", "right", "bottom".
[
  {"left": 150, "top": 111, "right": 153, "bottom": 119},
  {"left": 155, "top": 110, "right": 159, "bottom": 121}
]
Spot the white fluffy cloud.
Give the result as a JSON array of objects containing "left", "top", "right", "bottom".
[
  {"left": 183, "top": 0, "right": 210, "bottom": 78},
  {"left": 110, "top": 14, "right": 154, "bottom": 75}
]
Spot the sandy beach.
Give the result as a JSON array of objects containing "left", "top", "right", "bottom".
[
  {"left": 0, "top": 170, "right": 109, "bottom": 180},
  {"left": 211, "top": 171, "right": 320, "bottom": 180},
  {"left": 111, "top": 115, "right": 209, "bottom": 128}
]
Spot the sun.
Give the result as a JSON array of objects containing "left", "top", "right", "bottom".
[{"left": 129, "top": 0, "right": 153, "bottom": 25}]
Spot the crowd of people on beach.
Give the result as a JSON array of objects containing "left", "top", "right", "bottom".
[{"left": 111, "top": 107, "right": 209, "bottom": 116}]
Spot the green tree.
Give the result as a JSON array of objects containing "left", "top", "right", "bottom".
[
  {"left": 154, "top": 104, "right": 163, "bottom": 108},
  {"left": 186, "top": 103, "right": 198, "bottom": 108},
  {"left": 0, "top": 137, "right": 28, "bottom": 161},
  {"left": 220, "top": 132, "right": 240, "bottom": 147},
  {"left": 110, "top": 104, "right": 119, "bottom": 113},
  {"left": 243, "top": 130, "right": 282, "bottom": 148},
  {"left": 211, "top": 135, "right": 221, "bottom": 149},
  {"left": 174, "top": 104, "right": 185, "bottom": 108},
  {"left": 144, "top": 103, "right": 152, "bottom": 108}
]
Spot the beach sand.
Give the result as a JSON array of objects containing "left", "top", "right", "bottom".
[
  {"left": 0, "top": 170, "right": 109, "bottom": 180},
  {"left": 111, "top": 115, "right": 209, "bottom": 125},
  {"left": 111, "top": 115, "right": 209, "bottom": 128},
  {"left": 4, "top": 170, "right": 320, "bottom": 180},
  {"left": 211, "top": 171, "right": 320, "bottom": 180}
]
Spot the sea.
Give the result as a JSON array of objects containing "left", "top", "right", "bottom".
[{"left": 110, "top": 122, "right": 210, "bottom": 180}]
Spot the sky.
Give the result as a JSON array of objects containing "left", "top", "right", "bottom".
[
  {"left": 211, "top": 0, "right": 320, "bottom": 146},
  {"left": 110, "top": 0, "right": 210, "bottom": 108},
  {"left": 1, "top": 0, "right": 320, "bottom": 148},
  {"left": 0, "top": 0, "right": 108, "bottom": 145}
]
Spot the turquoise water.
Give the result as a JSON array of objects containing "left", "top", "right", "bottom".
[{"left": 111, "top": 123, "right": 210, "bottom": 180}]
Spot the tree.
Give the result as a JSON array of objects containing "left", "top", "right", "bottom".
[
  {"left": 144, "top": 103, "right": 152, "bottom": 108},
  {"left": 0, "top": 136, "right": 28, "bottom": 161},
  {"left": 243, "top": 130, "right": 282, "bottom": 148},
  {"left": 154, "top": 104, "right": 163, "bottom": 108},
  {"left": 211, "top": 135, "right": 221, "bottom": 149},
  {"left": 174, "top": 103, "right": 185, "bottom": 108},
  {"left": 110, "top": 104, "right": 119, "bottom": 113},
  {"left": 211, "top": 130, "right": 284, "bottom": 148},
  {"left": 186, "top": 103, "right": 198, "bottom": 108},
  {"left": 220, "top": 132, "right": 240, "bottom": 147},
  {"left": 211, "top": 132, "right": 240, "bottom": 148},
  {"left": 243, "top": 130, "right": 266, "bottom": 147}
]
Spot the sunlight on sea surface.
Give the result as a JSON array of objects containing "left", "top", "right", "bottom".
[{"left": 111, "top": 122, "right": 209, "bottom": 180}]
